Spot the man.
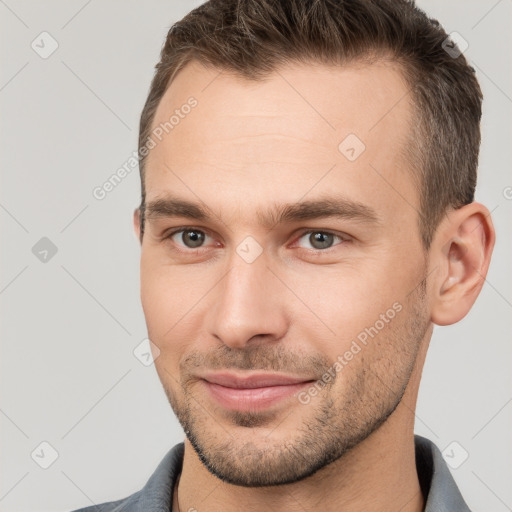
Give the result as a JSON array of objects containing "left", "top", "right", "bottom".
[{"left": 73, "top": 0, "right": 495, "bottom": 510}]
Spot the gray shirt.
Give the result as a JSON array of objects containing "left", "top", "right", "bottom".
[{"left": 70, "top": 435, "right": 471, "bottom": 511}]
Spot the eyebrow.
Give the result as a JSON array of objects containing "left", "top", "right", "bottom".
[{"left": 144, "top": 194, "right": 381, "bottom": 230}]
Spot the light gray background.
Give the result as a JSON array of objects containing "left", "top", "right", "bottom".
[{"left": 1, "top": 1, "right": 511, "bottom": 511}]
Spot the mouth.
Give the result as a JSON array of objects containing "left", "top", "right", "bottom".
[{"left": 199, "top": 371, "right": 316, "bottom": 412}]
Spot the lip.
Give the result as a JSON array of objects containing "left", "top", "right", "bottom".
[
  {"left": 201, "top": 371, "right": 314, "bottom": 388},
  {"left": 200, "top": 372, "right": 315, "bottom": 412}
]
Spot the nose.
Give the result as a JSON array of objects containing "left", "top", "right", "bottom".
[{"left": 205, "top": 251, "right": 289, "bottom": 350}]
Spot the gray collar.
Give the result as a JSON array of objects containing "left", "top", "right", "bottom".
[{"left": 415, "top": 435, "right": 471, "bottom": 511}]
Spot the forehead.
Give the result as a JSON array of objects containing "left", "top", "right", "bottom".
[{"left": 144, "top": 58, "right": 418, "bottom": 231}]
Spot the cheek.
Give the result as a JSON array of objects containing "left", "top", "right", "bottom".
[
  {"left": 141, "top": 268, "right": 187, "bottom": 389},
  {"left": 291, "top": 262, "right": 404, "bottom": 344},
  {"left": 140, "top": 255, "right": 218, "bottom": 363},
  {"left": 140, "top": 266, "right": 171, "bottom": 337},
  {"left": 140, "top": 252, "right": 195, "bottom": 333}
]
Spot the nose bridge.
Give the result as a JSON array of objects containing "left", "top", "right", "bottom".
[{"left": 205, "top": 248, "right": 287, "bottom": 349}]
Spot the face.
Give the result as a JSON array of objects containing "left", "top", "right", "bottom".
[{"left": 137, "top": 59, "right": 432, "bottom": 486}]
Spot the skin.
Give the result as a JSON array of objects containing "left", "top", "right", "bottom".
[{"left": 133, "top": 59, "right": 495, "bottom": 512}]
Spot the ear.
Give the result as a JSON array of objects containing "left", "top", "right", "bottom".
[
  {"left": 428, "top": 202, "right": 495, "bottom": 325},
  {"left": 133, "top": 207, "right": 142, "bottom": 244}
]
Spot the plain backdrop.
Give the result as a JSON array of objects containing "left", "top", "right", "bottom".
[{"left": 1, "top": 1, "right": 511, "bottom": 511}]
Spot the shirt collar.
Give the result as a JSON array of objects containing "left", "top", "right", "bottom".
[{"left": 415, "top": 435, "right": 471, "bottom": 511}]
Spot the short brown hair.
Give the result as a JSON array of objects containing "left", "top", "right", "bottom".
[{"left": 138, "top": 0, "right": 482, "bottom": 248}]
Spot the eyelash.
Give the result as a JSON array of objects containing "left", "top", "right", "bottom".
[{"left": 163, "top": 226, "right": 349, "bottom": 254}]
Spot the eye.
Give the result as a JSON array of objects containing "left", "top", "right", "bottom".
[
  {"left": 164, "top": 227, "right": 348, "bottom": 254},
  {"left": 167, "top": 228, "right": 213, "bottom": 249},
  {"left": 295, "top": 230, "right": 347, "bottom": 250}
]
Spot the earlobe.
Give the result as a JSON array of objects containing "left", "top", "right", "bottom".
[{"left": 430, "top": 203, "right": 495, "bottom": 326}]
